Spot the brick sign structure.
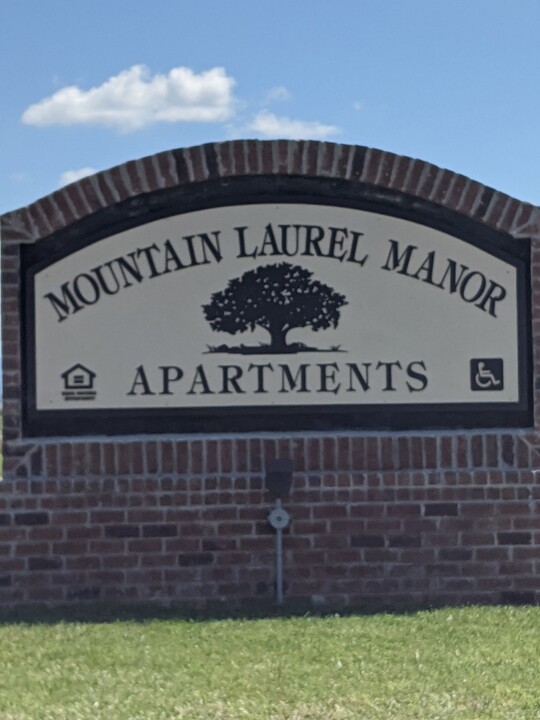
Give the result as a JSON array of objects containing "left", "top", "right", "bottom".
[{"left": 1, "top": 140, "right": 539, "bottom": 610}]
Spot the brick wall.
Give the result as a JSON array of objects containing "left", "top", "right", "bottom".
[
  {"left": 1, "top": 140, "right": 539, "bottom": 609},
  {"left": 1, "top": 435, "right": 539, "bottom": 608}
]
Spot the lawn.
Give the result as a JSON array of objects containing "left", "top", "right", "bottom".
[{"left": 0, "top": 606, "right": 539, "bottom": 720}]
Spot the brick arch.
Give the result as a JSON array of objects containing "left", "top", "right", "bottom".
[
  {"left": 2, "top": 141, "right": 540, "bottom": 244},
  {"left": 2, "top": 142, "right": 540, "bottom": 611}
]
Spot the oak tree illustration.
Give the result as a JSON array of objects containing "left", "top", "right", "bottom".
[{"left": 203, "top": 262, "right": 347, "bottom": 354}]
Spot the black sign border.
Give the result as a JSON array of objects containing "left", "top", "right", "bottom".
[{"left": 21, "top": 176, "right": 533, "bottom": 437}]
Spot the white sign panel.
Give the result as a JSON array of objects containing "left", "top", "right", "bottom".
[{"left": 28, "top": 203, "right": 528, "bottom": 431}]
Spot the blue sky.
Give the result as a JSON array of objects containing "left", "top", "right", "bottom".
[{"left": 1, "top": 0, "right": 540, "bottom": 215}]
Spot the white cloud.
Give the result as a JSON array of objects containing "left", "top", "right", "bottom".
[
  {"left": 353, "top": 101, "right": 363, "bottom": 111},
  {"left": 10, "top": 171, "right": 28, "bottom": 182},
  {"left": 59, "top": 167, "right": 96, "bottom": 186},
  {"left": 22, "top": 65, "right": 236, "bottom": 132},
  {"left": 248, "top": 111, "right": 339, "bottom": 139},
  {"left": 264, "top": 85, "right": 291, "bottom": 103}
]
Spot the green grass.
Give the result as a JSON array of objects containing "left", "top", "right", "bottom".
[{"left": 0, "top": 606, "right": 539, "bottom": 719}]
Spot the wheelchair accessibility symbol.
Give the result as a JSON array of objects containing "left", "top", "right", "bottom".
[{"left": 470, "top": 359, "right": 504, "bottom": 391}]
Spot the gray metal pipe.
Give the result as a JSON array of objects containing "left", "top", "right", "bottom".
[{"left": 268, "top": 498, "right": 290, "bottom": 605}]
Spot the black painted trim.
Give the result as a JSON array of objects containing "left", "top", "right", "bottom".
[{"left": 21, "top": 175, "right": 533, "bottom": 437}]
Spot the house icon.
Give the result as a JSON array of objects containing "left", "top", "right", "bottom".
[{"left": 61, "top": 364, "right": 96, "bottom": 391}]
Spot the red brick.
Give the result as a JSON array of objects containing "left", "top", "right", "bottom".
[
  {"left": 130, "top": 443, "right": 144, "bottom": 474},
  {"left": 236, "top": 439, "right": 249, "bottom": 472},
  {"left": 260, "top": 141, "right": 274, "bottom": 174},
  {"left": 156, "top": 151, "right": 178, "bottom": 187},
  {"left": 106, "top": 165, "right": 132, "bottom": 202},
  {"left": 362, "top": 148, "right": 385, "bottom": 184},
  {"left": 334, "top": 144, "right": 352, "bottom": 178},
  {"left": 456, "top": 437, "right": 469, "bottom": 467},
  {"left": 190, "top": 440, "right": 204, "bottom": 475},
  {"left": 277, "top": 139, "right": 289, "bottom": 174},
  {"left": 174, "top": 440, "right": 191, "bottom": 475},
  {"left": 140, "top": 443, "right": 155, "bottom": 475},
  {"left": 387, "top": 503, "right": 421, "bottom": 517},
  {"left": 242, "top": 139, "right": 258, "bottom": 174},
  {"left": 51, "top": 511, "right": 87, "bottom": 525},
  {"left": 14, "top": 512, "right": 48, "bottom": 526},
  {"left": 483, "top": 191, "right": 508, "bottom": 228},
  {"left": 322, "top": 438, "right": 336, "bottom": 471},
  {"left": 350, "top": 437, "right": 365, "bottom": 470},
  {"left": 158, "top": 441, "right": 172, "bottom": 474},
  {"left": 275, "top": 437, "right": 290, "bottom": 462},
  {"left": 375, "top": 152, "right": 397, "bottom": 187},
  {"left": 365, "top": 438, "right": 379, "bottom": 470},
  {"left": 117, "top": 444, "right": 129, "bottom": 475},
  {"left": 458, "top": 180, "right": 483, "bottom": 216},
  {"left": 441, "top": 173, "right": 466, "bottom": 209},
  {"left": 100, "top": 444, "right": 115, "bottom": 475},
  {"left": 303, "top": 140, "right": 318, "bottom": 176}
]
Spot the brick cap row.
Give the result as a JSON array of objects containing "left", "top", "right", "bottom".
[{"left": 1, "top": 140, "right": 539, "bottom": 244}]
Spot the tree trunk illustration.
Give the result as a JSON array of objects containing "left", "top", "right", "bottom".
[{"left": 269, "top": 323, "right": 288, "bottom": 352}]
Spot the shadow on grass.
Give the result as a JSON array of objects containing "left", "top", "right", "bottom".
[
  {"left": 0, "top": 597, "right": 522, "bottom": 626},
  {"left": 0, "top": 601, "right": 356, "bottom": 626}
]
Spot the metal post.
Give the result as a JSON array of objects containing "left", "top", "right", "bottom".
[
  {"left": 268, "top": 497, "right": 290, "bottom": 606},
  {"left": 275, "top": 522, "right": 283, "bottom": 605}
]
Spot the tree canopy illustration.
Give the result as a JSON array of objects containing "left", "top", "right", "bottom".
[{"left": 203, "top": 262, "right": 347, "bottom": 353}]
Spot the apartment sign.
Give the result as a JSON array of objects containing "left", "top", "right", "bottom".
[{"left": 25, "top": 202, "right": 530, "bottom": 434}]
